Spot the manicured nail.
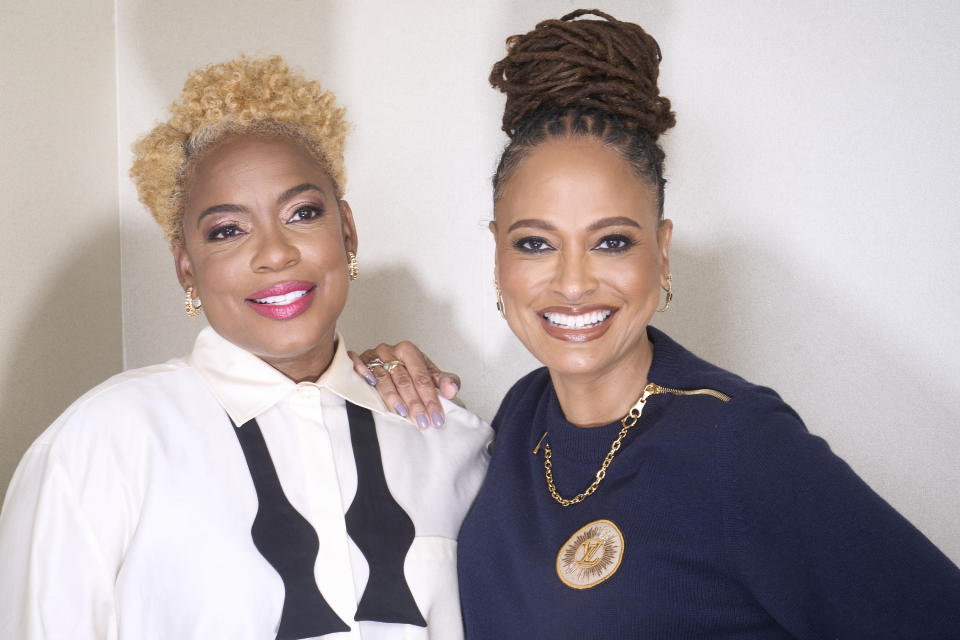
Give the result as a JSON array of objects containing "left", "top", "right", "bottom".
[
  {"left": 364, "top": 373, "right": 377, "bottom": 386},
  {"left": 395, "top": 403, "right": 409, "bottom": 418},
  {"left": 416, "top": 414, "right": 430, "bottom": 430},
  {"left": 432, "top": 412, "right": 445, "bottom": 427}
]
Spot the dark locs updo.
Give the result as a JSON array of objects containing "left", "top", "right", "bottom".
[{"left": 489, "top": 9, "right": 676, "bottom": 217}]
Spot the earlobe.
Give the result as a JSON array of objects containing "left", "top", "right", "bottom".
[
  {"left": 489, "top": 220, "right": 501, "bottom": 256},
  {"left": 339, "top": 200, "right": 359, "bottom": 255},
  {"left": 657, "top": 219, "right": 673, "bottom": 273},
  {"left": 489, "top": 220, "right": 501, "bottom": 245},
  {"left": 172, "top": 243, "right": 194, "bottom": 291},
  {"left": 489, "top": 222, "right": 501, "bottom": 282}
]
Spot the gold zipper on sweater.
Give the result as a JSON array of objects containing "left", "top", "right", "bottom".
[
  {"left": 640, "top": 382, "right": 731, "bottom": 404},
  {"left": 535, "top": 382, "right": 730, "bottom": 507}
]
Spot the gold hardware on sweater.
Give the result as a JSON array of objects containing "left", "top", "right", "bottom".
[
  {"left": 532, "top": 431, "right": 548, "bottom": 455},
  {"left": 640, "top": 382, "right": 730, "bottom": 404},
  {"left": 541, "top": 382, "right": 730, "bottom": 507}
]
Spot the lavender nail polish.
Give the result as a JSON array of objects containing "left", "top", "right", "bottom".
[
  {"left": 416, "top": 414, "right": 429, "bottom": 430},
  {"left": 364, "top": 373, "right": 377, "bottom": 386},
  {"left": 432, "top": 412, "right": 445, "bottom": 427},
  {"left": 395, "top": 403, "right": 409, "bottom": 418}
]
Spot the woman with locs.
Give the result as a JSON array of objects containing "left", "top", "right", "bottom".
[
  {"left": 0, "top": 56, "right": 490, "bottom": 639},
  {"left": 355, "top": 9, "right": 960, "bottom": 638}
]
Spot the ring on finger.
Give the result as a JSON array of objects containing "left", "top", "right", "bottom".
[
  {"left": 382, "top": 360, "right": 405, "bottom": 373},
  {"left": 366, "top": 357, "right": 387, "bottom": 370}
]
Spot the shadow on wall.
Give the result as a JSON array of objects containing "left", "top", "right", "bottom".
[
  {"left": 666, "top": 231, "right": 960, "bottom": 421},
  {"left": 655, "top": 235, "right": 736, "bottom": 367},
  {"left": 337, "top": 263, "right": 484, "bottom": 412},
  {"left": 0, "top": 221, "right": 122, "bottom": 500},
  {"left": 659, "top": 233, "right": 960, "bottom": 562}
]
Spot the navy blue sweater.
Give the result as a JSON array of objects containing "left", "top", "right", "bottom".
[{"left": 458, "top": 327, "right": 960, "bottom": 638}]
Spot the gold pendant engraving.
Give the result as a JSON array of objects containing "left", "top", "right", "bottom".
[{"left": 556, "top": 519, "right": 624, "bottom": 589}]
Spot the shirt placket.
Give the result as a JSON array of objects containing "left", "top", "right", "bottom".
[{"left": 286, "top": 383, "right": 363, "bottom": 639}]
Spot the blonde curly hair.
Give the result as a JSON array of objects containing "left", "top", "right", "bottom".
[{"left": 130, "top": 55, "right": 348, "bottom": 246}]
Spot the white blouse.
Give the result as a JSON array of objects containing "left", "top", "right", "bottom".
[{"left": 0, "top": 327, "right": 492, "bottom": 639}]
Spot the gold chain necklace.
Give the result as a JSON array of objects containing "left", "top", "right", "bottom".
[{"left": 538, "top": 382, "right": 730, "bottom": 507}]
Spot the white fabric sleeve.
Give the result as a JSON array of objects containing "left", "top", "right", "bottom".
[{"left": 0, "top": 444, "right": 118, "bottom": 640}]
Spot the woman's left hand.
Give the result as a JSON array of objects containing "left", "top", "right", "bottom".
[{"left": 349, "top": 342, "right": 461, "bottom": 430}]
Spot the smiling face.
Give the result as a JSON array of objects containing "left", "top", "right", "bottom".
[
  {"left": 492, "top": 136, "right": 672, "bottom": 383},
  {"left": 173, "top": 133, "right": 357, "bottom": 382}
]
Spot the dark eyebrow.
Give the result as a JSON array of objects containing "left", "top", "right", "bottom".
[
  {"left": 195, "top": 183, "right": 326, "bottom": 227},
  {"left": 277, "top": 183, "right": 325, "bottom": 205},
  {"left": 507, "top": 219, "right": 556, "bottom": 233},
  {"left": 506, "top": 216, "right": 642, "bottom": 233},
  {"left": 196, "top": 203, "right": 247, "bottom": 226},
  {"left": 586, "top": 216, "right": 643, "bottom": 232}
]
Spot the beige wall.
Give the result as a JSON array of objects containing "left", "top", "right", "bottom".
[
  {"left": 0, "top": 0, "right": 122, "bottom": 499},
  {"left": 115, "top": 0, "right": 960, "bottom": 563},
  {"left": 2, "top": 0, "right": 958, "bottom": 565}
]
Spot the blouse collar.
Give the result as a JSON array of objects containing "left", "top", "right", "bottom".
[{"left": 188, "top": 326, "right": 389, "bottom": 426}]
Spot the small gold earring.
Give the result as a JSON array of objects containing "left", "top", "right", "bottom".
[
  {"left": 494, "top": 281, "right": 506, "bottom": 319},
  {"left": 185, "top": 286, "right": 202, "bottom": 318},
  {"left": 656, "top": 274, "right": 673, "bottom": 312},
  {"left": 347, "top": 251, "right": 359, "bottom": 280}
]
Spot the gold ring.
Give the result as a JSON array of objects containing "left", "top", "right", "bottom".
[
  {"left": 382, "top": 360, "right": 404, "bottom": 372},
  {"left": 366, "top": 358, "right": 404, "bottom": 372}
]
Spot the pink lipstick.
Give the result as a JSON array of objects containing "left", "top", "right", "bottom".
[{"left": 245, "top": 281, "right": 316, "bottom": 320}]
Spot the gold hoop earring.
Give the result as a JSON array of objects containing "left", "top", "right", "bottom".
[
  {"left": 185, "top": 286, "right": 202, "bottom": 318},
  {"left": 347, "top": 251, "right": 359, "bottom": 280},
  {"left": 656, "top": 274, "right": 672, "bottom": 312},
  {"left": 494, "top": 281, "right": 506, "bottom": 319}
]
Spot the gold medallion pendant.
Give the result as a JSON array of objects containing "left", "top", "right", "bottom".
[{"left": 556, "top": 519, "right": 624, "bottom": 589}]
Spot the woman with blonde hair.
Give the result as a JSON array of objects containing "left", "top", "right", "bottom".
[{"left": 0, "top": 56, "right": 489, "bottom": 639}]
